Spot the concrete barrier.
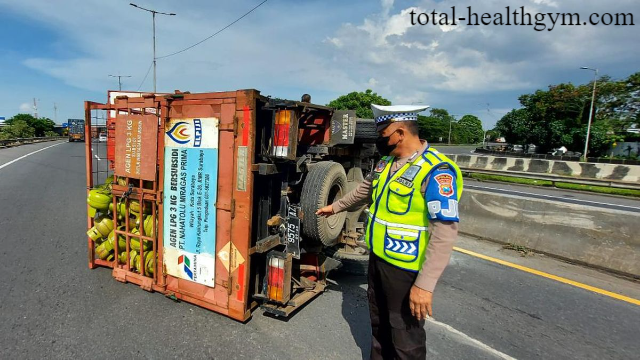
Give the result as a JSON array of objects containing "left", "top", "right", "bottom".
[
  {"left": 459, "top": 189, "right": 640, "bottom": 277},
  {"left": 447, "top": 154, "right": 640, "bottom": 183}
]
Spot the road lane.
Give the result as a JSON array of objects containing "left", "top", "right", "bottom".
[
  {"left": 1, "top": 142, "right": 639, "bottom": 359},
  {"left": 465, "top": 179, "right": 640, "bottom": 213},
  {"left": 0, "top": 140, "right": 68, "bottom": 168},
  {"left": 437, "top": 146, "right": 640, "bottom": 211}
]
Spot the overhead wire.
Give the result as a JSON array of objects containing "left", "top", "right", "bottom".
[
  {"left": 136, "top": 61, "right": 154, "bottom": 91},
  {"left": 155, "top": 0, "right": 268, "bottom": 60}
]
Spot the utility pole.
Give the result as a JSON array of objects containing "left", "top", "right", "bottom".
[
  {"left": 448, "top": 115, "right": 460, "bottom": 145},
  {"left": 109, "top": 74, "right": 132, "bottom": 91},
  {"left": 33, "top": 98, "right": 38, "bottom": 118},
  {"left": 130, "top": 3, "right": 176, "bottom": 93},
  {"left": 580, "top": 67, "right": 598, "bottom": 161},
  {"left": 54, "top": 103, "right": 58, "bottom": 123}
]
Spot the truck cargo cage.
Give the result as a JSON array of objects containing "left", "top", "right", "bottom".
[
  {"left": 85, "top": 95, "right": 165, "bottom": 293},
  {"left": 85, "top": 89, "right": 369, "bottom": 322}
]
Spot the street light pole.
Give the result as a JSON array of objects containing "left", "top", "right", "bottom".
[
  {"left": 448, "top": 116, "right": 459, "bottom": 145},
  {"left": 109, "top": 74, "right": 132, "bottom": 91},
  {"left": 580, "top": 66, "right": 598, "bottom": 161},
  {"left": 130, "top": 3, "right": 176, "bottom": 93}
]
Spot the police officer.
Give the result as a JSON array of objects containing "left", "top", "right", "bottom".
[{"left": 317, "top": 104, "right": 463, "bottom": 360}]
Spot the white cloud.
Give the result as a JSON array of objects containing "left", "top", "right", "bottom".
[
  {"left": 0, "top": 0, "right": 638, "bottom": 127},
  {"left": 19, "top": 103, "right": 32, "bottom": 113},
  {"left": 532, "top": 0, "right": 559, "bottom": 8},
  {"left": 2, "top": 0, "right": 362, "bottom": 101},
  {"left": 381, "top": 0, "right": 395, "bottom": 17},
  {"left": 324, "top": 0, "right": 639, "bottom": 102}
]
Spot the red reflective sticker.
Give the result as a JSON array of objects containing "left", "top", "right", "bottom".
[
  {"left": 236, "top": 263, "right": 245, "bottom": 302},
  {"left": 242, "top": 106, "right": 250, "bottom": 146}
]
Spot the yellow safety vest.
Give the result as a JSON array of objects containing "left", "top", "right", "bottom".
[{"left": 365, "top": 147, "right": 463, "bottom": 272}]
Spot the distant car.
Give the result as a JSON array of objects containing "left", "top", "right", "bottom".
[
  {"left": 98, "top": 134, "right": 107, "bottom": 142},
  {"left": 526, "top": 144, "right": 537, "bottom": 154},
  {"left": 511, "top": 144, "right": 524, "bottom": 153}
]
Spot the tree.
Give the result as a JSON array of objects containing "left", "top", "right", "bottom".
[
  {"left": 327, "top": 89, "right": 391, "bottom": 119},
  {"left": 417, "top": 108, "right": 452, "bottom": 143},
  {"left": 0, "top": 120, "right": 35, "bottom": 139},
  {"left": 455, "top": 115, "right": 484, "bottom": 144},
  {"left": 6, "top": 113, "right": 55, "bottom": 137},
  {"left": 494, "top": 72, "right": 639, "bottom": 156},
  {"left": 495, "top": 108, "right": 538, "bottom": 146},
  {"left": 597, "top": 72, "right": 640, "bottom": 134}
]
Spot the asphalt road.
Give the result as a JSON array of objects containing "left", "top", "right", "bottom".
[
  {"left": 432, "top": 144, "right": 478, "bottom": 155},
  {"left": 1, "top": 141, "right": 640, "bottom": 359},
  {"left": 464, "top": 179, "right": 640, "bottom": 213}
]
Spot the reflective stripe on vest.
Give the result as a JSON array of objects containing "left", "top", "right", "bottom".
[{"left": 365, "top": 148, "right": 463, "bottom": 272}]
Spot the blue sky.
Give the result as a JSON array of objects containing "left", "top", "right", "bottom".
[{"left": 0, "top": 0, "right": 638, "bottom": 128}]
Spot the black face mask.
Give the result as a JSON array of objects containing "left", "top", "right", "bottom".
[{"left": 375, "top": 130, "right": 399, "bottom": 156}]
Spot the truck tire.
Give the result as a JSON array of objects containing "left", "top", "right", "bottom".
[
  {"left": 325, "top": 246, "right": 369, "bottom": 275},
  {"left": 301, "top": 161, "right": 348, "bottom": 247},
  {"left": 354, "top": 118, "right": 377, "bottom": 142}
]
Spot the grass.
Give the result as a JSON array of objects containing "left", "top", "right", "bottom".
[
  {"left": 469, "top": 173, "right": 553, "bottom": 187},
  {"left": 468, "top": 173, "right": 640, "bottom": 198},
  {"left": 502, "top": 243, "right": 533, "bottom": 257}
]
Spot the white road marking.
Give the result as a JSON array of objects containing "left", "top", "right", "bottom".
[
  {"left": 0, "top": 142, "right": 64, "bottom": 171},
  {"left": 94, "top": 154, "right": 101, "bottom": 160},
  {"left": 467, "top": 184, "right": 640, "bottom": 211},
  {"left": 426, "top": 317, "right": 516, "bottom": 360}
]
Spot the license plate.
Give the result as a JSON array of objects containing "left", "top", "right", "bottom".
[{"left": 286, "top": 206, "right": 301, "bottom": 259}]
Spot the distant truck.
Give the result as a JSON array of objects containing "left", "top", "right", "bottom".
[{"left": 68, "top": 119, "right": 85, "bottom": 142}]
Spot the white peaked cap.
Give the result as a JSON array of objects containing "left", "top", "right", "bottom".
[{"left": 371, "top": 104, "right": 430, "bottom": 131}]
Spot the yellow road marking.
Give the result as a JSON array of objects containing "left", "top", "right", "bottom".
[{"left": 453, "top": 246, "right": 640, "bottom": 306}]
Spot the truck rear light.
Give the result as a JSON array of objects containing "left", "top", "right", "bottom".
[
  {"left": 266, "top": 251, "right": 292, "bottom": 304},
  {"left": 273, "top": 110, "right": 292, "bottom": 158}
]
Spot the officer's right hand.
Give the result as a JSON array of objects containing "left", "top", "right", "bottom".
[{"left": 316, "top": 205, "right": 335, "bottom": 217}]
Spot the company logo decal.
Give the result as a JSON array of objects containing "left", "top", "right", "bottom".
[
  {"left": 178, "top": 255, "right": 194, "bottom": 279},
  {"left": 166, "top": 122, "right": 191, "bottom": 144}
]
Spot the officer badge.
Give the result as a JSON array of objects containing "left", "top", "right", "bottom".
[
  {"left": 375, "top": 159, "right": 388, "bottom": 173},
  {"left": 434, "top": 173, "right": 454, "bottom": 197}
]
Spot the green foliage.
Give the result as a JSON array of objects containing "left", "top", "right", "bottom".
[
  {"left": 44, "top": 131, "right": 59, "bottom": 137},
  {"left": 0, "top": 120, "right": 36, "bottom": 139},
  {"left": 486, "top": 129, "right": 501, "bottom": 141},
  {"left": 597, "top": 72, "right": 640, "bottom": 135},
  {"left": 495, "top": 72, "right": 640, "bottom": 156},
  {"left": 469, "top": 173, "right": 553, "bottom": 186},
  {"left": 327, "top": 89, "right": 391, "bottom": 119},
  {"left": 495, "top": 108, "right": 538, "bottom": 145},
  {"left": 6, "top": 113, "right": 56, "bottom": 137},
  {"left": 455, "top": 115, "right": 484, "bottom": 144},
  {"left": 417, "top": 108, "right": 453, "bottom": 142}
]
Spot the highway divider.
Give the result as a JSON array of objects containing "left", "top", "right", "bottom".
[
  {"left": 459, "top": 189, "right": 640, "bottom": 278},
  {"left": 446, "top": 154, "right": 640, "bottom": 184}
]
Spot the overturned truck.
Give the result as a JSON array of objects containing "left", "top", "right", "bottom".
[{"left": 85, "top": 89, "right": 377, "bottom": 320}]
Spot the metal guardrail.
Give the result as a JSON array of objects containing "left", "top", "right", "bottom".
[
  {"left": 461, "top": 167, "right": 640, "bottom": 191},
  {"left": 0, "top": 137, "right": 66, "bottom": 148}
]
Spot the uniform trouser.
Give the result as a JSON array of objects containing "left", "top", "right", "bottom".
[{"left": 368, "top": 253, "right": 426, "bottom": 360}]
